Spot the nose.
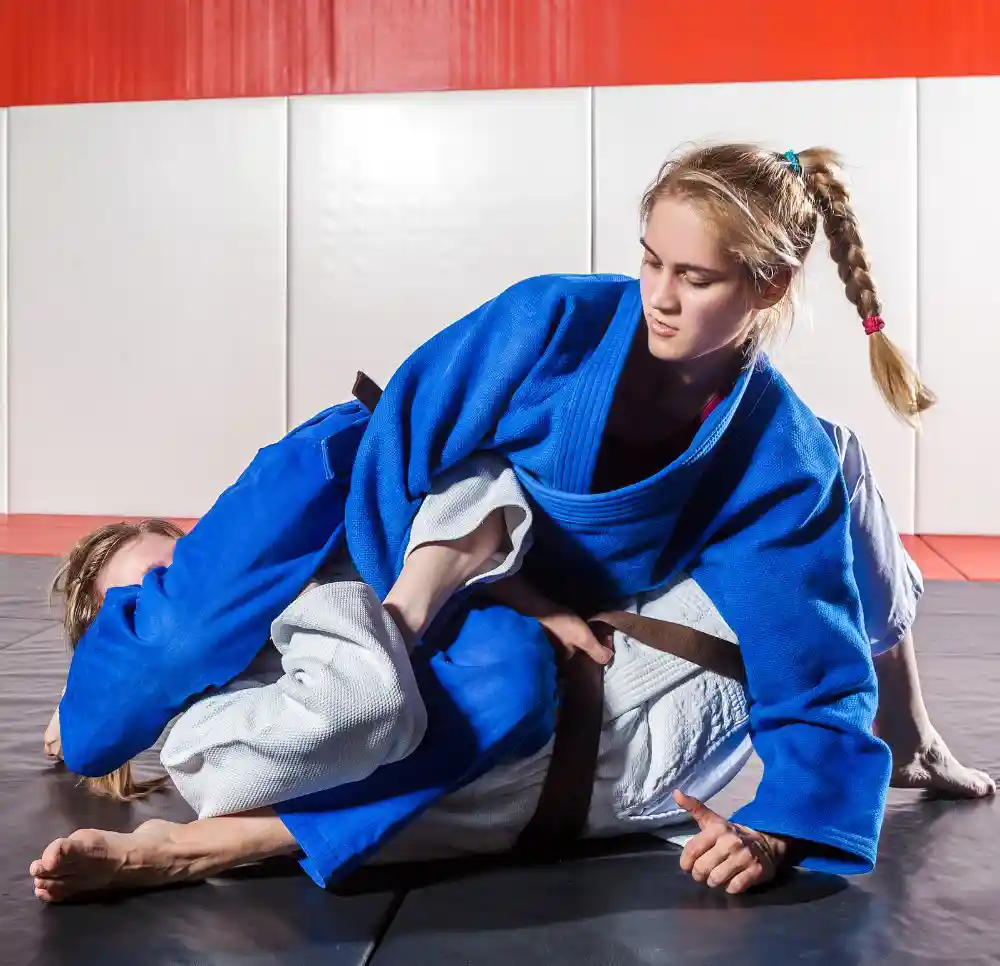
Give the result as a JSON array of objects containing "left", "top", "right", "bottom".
[{"left": 649, "top": 270, "right": 680, "bottom": 315}]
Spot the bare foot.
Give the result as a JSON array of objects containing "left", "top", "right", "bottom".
[
  {"left": 30, "top": 819, "right": 186, "bottom": 902},
  {"left": 890, "top": 732, "right": 996, "bottom": 799}
]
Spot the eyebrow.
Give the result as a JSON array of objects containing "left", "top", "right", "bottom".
[{"left": 640, "top": 238, "right": 720, "bottom": 275}]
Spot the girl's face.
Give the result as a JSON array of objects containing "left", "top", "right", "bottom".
[
  {"left": 639, "top": 196, "right": 770, "bottom": 365},
  {"left": 97, "top": 532, "right": 177, "bottom": 596}
]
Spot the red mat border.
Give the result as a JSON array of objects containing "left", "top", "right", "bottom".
[{"left": 4, "top": 515, "right": 998, "bottom": 581}]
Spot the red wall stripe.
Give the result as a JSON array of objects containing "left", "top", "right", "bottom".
[{"left": 2, "top": 0, "right": 999, "bottom": 108}]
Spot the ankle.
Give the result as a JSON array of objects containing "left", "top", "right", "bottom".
[{"left": 875, "top": 717, "right": 937, "bottom": 758}]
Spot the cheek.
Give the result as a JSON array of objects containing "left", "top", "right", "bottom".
[
  {"left": 638, "top": 264, "right": 655, "bottom": 306},
  {"left": 687, "top": 286, "right": 751, "bottom": 337}
]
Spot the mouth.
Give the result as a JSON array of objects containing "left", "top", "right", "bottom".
[{"left": 646, "top": 316, "right": 679, "bottom": 337}]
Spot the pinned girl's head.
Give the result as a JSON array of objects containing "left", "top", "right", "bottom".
[{"left": 51, "top": 518, "right": 185, "bottom": 801}]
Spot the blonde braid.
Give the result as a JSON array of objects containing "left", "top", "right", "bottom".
[{"left": 799, "top": 148, "right": 935, "bottom": 423}]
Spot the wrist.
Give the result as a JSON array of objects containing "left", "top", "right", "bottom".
[
  {"left": 382, "top": 596, "right": 428, "bottom": 648},
  {"left": 744, "top": 828, "right": 792, "bottom": 871}
]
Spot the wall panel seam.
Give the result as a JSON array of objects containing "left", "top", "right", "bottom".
[{"left": 1, "top": 110, "right": 9, "bottom": 514}]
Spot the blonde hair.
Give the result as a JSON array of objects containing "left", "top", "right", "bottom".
[
  {"left": 640, "top": 143, "right": 934, "bottom": 423},
  {"left": 51, "top": 518, "right": 185, "bottom": 801}
]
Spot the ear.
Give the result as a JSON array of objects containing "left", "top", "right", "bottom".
[{"left": 750, "top": 267, "right": 791, "bottom": 310}]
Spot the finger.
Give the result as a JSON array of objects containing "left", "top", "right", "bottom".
[
  {"left": 726, "top": 866, "right": 765, "bottom": 895},
  {"left": 672, "top": 789, "right": 720, "bottom": 830},
  {"left": 575, "top": 628, "right": 614, "bottom": 665},
  {"left": 691, "top": 834, "right": 744, "bottom": 883},
  {"left": 706, "top": 851, "right": 754, "bottom": 889},
  {"left": 679, "top": 827, "right": 722, "bottom": 872}
]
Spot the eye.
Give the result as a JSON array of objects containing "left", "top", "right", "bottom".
[{"left": 685, "top": 276, "right": 714, "bottom": 289}]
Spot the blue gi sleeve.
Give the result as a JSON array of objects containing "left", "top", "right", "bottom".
[
  {"left": 60, "top": 403, "right": 368, "bottom": 777},
  {"left": 688, "top": 425, "right": 892, "bottom": 874}
]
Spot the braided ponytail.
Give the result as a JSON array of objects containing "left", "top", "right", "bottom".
[{"left": 798, "top": 148, "right": 935, "bottom": 423}]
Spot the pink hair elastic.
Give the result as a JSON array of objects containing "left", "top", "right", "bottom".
[{"left": 863, "top": 315, "right": 885, "bottom": 336}]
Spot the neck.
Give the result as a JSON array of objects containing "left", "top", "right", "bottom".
[{"left": 636, "top": 337, "right": 746, "bottom": 405}]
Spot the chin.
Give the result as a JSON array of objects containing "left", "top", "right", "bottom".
[{"left": 645, "top": 330, "right": 691, "bottom": 361}]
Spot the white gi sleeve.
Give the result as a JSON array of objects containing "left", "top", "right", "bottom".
[{"left": 404, "top": 452, "right": 534, "bottom": 586}]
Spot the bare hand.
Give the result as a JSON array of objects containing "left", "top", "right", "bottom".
[
  {"left": 538, "top": 611, "right": 614, "bottom": 665},
  {"left": 673, "top": 789, "right": 787, "bottom": 894}
]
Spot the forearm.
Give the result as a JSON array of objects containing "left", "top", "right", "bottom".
[
  {"left": 481, "top": 574, "right": 613, "bottom": 664},
  {"left": 481, "top": 572, "right": 566, "bottom": 621},
  {"left": 383, "top": 451, "right": 535, "bottom": 645},
  {"left": 383, "top": 504, "right": 509, "bottom": 645},
  {"left": 44, "top": 689, "right": 64, "bottom": 759},
  {"left": 382, "top": 545, "right": 471, "bottom": 645}
]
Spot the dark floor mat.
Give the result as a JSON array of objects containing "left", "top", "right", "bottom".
[
  {"left": 0, "top": 554, "right": 63, "bottom": 622},
  {"left": 369, "top": 789, "right": 998, "bottom": 966}
]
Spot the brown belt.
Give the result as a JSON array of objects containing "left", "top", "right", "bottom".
[
  {"left": 515, "top": 612, "right": 743, "bottom": 858},
  {"left": 349, "top": 370, "right": 746, "bottom": 857}
]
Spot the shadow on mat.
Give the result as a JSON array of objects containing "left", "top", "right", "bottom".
[{"left": 334, "top": 836, "right": 853, "bottom": 912}]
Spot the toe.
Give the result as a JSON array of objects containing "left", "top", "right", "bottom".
[
  {"left": 34, "top": 881, "right": 64, "bottom": 903},
  {"left": 38, "top": 838, "right": 72, "bottom": 874},
  {"left": 971, "top": 769, "right": 996, "bottom": 797}
]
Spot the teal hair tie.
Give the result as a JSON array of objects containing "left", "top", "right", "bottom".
[{"left": 782, "top": 150, "right": 803, "bottom": 177}]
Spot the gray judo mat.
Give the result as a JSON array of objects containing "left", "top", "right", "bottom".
[{"left": 1, "top": 553, "right": 996, "bottom": 965}]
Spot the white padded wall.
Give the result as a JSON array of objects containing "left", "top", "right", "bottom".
[
  {"left": 7, "top": 99, "right": 288, "bottom": 517},
  {"left": 0, "top": 109, "right": 7, "bottom": 515},
  {"left": 287, "top": 89, "right": 591, "bottom": 426},
  {"left": 594, "top": 80, "right": 918, "bottom": 531},
  {"left": 917, "top": 78, "right": 1000, "bottom": 535}
]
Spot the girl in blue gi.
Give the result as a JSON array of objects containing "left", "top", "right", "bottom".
[{"left": 31, "top": 143, "right": 994, "bottom": 905}]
